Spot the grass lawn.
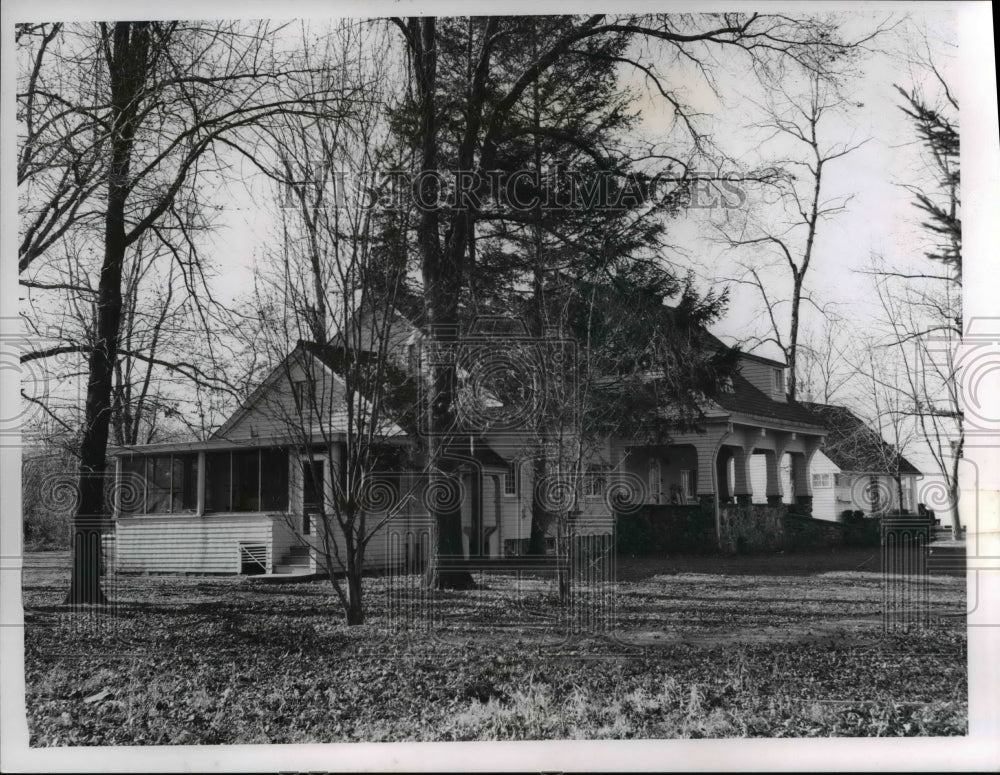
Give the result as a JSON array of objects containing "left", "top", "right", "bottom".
[{"left": 21, "top": 550, "right": 967, "bottom": 744}]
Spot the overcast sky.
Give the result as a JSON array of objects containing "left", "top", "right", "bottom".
[
  {"left": 4, "top": 2, "right": 995, "bottom": 511},
  {"left": 200, "top": 10, "right": 959, "bottom": 356}
]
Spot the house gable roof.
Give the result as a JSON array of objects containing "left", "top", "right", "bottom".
[
  {"left": 212, "top": 342, "right": 407, "bottom": 442},
  {"left": 210, "top": 345, "right": 334, "bottom": 440},
  {"left": 798, "top": 402, "right": 922, "bottom": 476},
  {"left": 711, "top": 373, "right": 826, "bottom": 429},
  {"left": 300, "top": 340, "right": 420, "bottom": 437}
]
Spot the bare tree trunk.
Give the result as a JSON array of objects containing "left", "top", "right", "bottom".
[
  {"left": 949, "top": 437, "right": 963, "bottom": 536},
  {"left": 406, "top": 17, "right": 475, "bottom": 590},
  {"left": 66, "top": 23, "right": 150, "bottom": 606},
  {"left": 345, "top": 550, "right": 365, "bottom": 625},
  {"left": 787, "top": 274, "right": 803, "bottom": 401},
  {"left": 527, "top": 456, "right": 550, "bottom": 555}
]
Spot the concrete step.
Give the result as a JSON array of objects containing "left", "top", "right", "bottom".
[{"left": 273, "top": 564, "right": 312, "bottom": 575}]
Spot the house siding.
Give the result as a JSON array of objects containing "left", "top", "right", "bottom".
[
  {"left": 500, "top": 461, "right": 532, "bottom": 552},
  {"left": 738, "top": 357, "right": 786, "bottom": 402},
  {"left": 809, "top": 451, "right": 842, "bottom": 522},
  {"left": 807, "top": 452, "right": 921, "bottom": 522},
  {"left": 219, "top": 358, "right": 345, "bottom": 442},
  {"left": 114, "top": 513, "right": 275, "bottom": 574}
]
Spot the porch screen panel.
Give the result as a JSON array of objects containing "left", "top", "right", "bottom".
[
  {"left": 232, "top": 450, "right": 261, "bottom": 512},
  {"left": 205, "top": 451, "right": 231, "bottom": 512},
  {"left": 171, "top": 454, "right": 197, "bottom": 512},
  {"left": 119, "top": 457, "right": 146, "bottom": 515},
  {"left": 261, "top": 449, "right": 289, "bottom": 511},
  {"left": 146, "top": 455, "right": 172, "bottom": 514}
]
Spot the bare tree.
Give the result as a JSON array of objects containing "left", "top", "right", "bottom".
[
  {"left": 795, "top": 315, "right": 854, "bottom": 404},
  {"left": 868, "top": 260, "right": 962, "bottom": 534},
  {"left": 717, "top": 64, "right": 868, "bottom": 400},
  {"left": 17, "top": 20, "right": 344, "bottom": 605},
  {"left": 17, "top": 24, "right": 107, "bottom": 274},
  {"left": 392, "top": 13, "right": 888, "bottom": 587},
  {"left": 843, "top": 331, "right": 924, "bottom": 514},
  {"left": 859, "top": 43, "right": 962, "bottom": 535},
  {"left": 239, "top": 20, "right": 418, "bottom": 624}
]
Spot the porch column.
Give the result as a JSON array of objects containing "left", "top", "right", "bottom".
[
  {"left": 694, "top": 440, "right": 718, "bottom": 507},
  {"left": 732, "top": 445, "right": 754, "bottom": 506},
  {"left": 763, "top": 434, "right": 789, "bottom": 506},
  {"left": 196, "top": 450, "right": 206, "bottom": 516},
  {"left": 791, "top": 438, "right": 819, "bottom": 517},
  {"left": 715, "top": 448, "right": 733, "bottom": 505}
]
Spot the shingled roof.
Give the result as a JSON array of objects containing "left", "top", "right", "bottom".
[
  {"left": 711, "top": 373, "right": 827, "bottom": 429},
  {"left": 798, "top": 402, "right": 921, "bottom": 476}
]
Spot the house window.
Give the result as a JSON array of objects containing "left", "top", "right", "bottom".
[
  {"left": 119, "top": 457, "right": 146, "bottom": 516},
  {"left": 679, "top": 469, "right": 696, "bottom": 501},
  {"left": 205, "top": 451, "right": 232, "bottom": 512},
  {"left": 146, "top": 455, "right": 172, "bottom": 514},
  {"left": 834, "top": 473, "right": 848, "bottom": 487},
  {"left": 503, "top": 460, "right": 518, "bottom": 496},
  {"left": 812, "top": 473, "right": 833, "bottom": 488},
  {"left": 293, "top": 381, "right": 315, "bottom": 415},
  {"left": 205, "top": 449, "right": 289, "bottom": 514},
  {"left": 171, "top": 455, "right": 197, "bottom": 513},
  {"left": 119, "top": 454, "right": 197, "bottom": 515},
  {"left": 232, "top": 450, "right": 261, "bottom": 512},
  {"left": 772, "top": 368, "right": 785, "bottom": 395},
  {"left": 584, "top": 465, "right": 610, "bottom": 499},
  {"left": 721, "top": 376, "right": 734, "bottom": 393}
]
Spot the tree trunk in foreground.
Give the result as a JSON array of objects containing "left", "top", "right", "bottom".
[{"left": 66, "top": 23, "right": 150, "bottom": 606}]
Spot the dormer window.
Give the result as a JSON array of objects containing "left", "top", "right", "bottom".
[{"left": 772, "top": 368, "right": 785, "bottom": 395}]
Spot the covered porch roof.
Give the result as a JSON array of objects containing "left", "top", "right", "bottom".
[{"left": 107, "top": 432, "right": 374, "bottom": 457}]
